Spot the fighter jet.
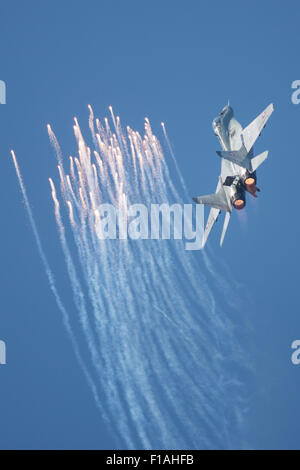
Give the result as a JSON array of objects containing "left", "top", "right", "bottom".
[{"left": 193, "top": 102, "right": 274, "bottom": 247}]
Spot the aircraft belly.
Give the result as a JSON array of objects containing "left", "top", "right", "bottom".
[
  {"left": 228, "top": 118, "right": 242, "bottom": 151},
  {"left": 221, "top": 158, "right": 234, "bottom": 178},
  {"left": 221, "top": 118, "right": 244, "bottom": 178}
]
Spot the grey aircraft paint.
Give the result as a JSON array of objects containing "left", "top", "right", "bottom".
[{"left": 193, "top": 103, "right": 274, "bottom": 247}]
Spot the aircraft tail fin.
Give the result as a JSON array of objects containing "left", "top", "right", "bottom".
[
  {"left": 251, "top": 150, "right": 269, "bottom": 172},
  {"left": 220, "top": 211, "right": 231, "bottom": 247},
  {"left": 216, "top": 149, "right": 250, "bottom": 170}
]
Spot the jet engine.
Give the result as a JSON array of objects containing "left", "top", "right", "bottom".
[
  {"left": 243, "top": 171, "right": 259, "bottom": 196},
  {"left": 244, "top": 171, "right": 256, "bottom": 188},
  {"left": 231, "top": 180, "right": 246, "bottom": 210}
]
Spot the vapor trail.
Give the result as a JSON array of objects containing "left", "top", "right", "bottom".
[
  {"left": 10, "top": 150, "right": 116, "bottom": 436},
  {"left": 12, "top": 108, "right": 250, "bottom": 449}
]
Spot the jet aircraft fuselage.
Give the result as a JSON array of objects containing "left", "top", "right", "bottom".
[{"left": 193, "top": 103, "right": 274, "bottom": 246}]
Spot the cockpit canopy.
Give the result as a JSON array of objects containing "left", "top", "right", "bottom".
[
  {"left": 212, "top": 116, "right": 221, "bottom": 129},
  {"left": 212, "top": 104, "right": 233, "bottom": 129}
]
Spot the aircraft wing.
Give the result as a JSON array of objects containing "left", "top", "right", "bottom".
[{"left": 242, "top": 103, "right": 274, "bottom": 153}]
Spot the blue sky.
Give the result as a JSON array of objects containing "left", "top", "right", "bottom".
[{"left": 1, "top": 0, "right": 300, "bottom": 449}]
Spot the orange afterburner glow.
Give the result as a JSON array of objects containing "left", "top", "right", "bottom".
[
  {"left": 233, "top": 199, "right": 245, "bottom": 210},
  {"left": 245, "top": 177, "right": 255, "bottom": 187}
]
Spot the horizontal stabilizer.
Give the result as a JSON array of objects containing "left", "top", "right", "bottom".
[
  {"left": 193, "top": 178, "right": 231, "bottom": 212},
  {"left": 216, "top": 149, "right": 250, "bottom": 170},
  {"left": 217, "top": 149, "right": 269, "bottom": 172},
  {"left": 193, "top": 194, "right": 228, "bottom": 211}
]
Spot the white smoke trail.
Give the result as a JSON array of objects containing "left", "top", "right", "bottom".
[
  {"left": 10, "top": 151, "right": 109, "bottom": 427},
  {"left": 12, "top": 108, "right": 251, "bottom": 449}
]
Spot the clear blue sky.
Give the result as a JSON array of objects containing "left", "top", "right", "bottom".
[{"left": 1, "top": 0, "right": 300, "bottom": 449}]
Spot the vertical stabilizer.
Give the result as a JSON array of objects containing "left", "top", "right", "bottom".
[{"left": 220, "top": 212, "right": 231, "bottom": 247}]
